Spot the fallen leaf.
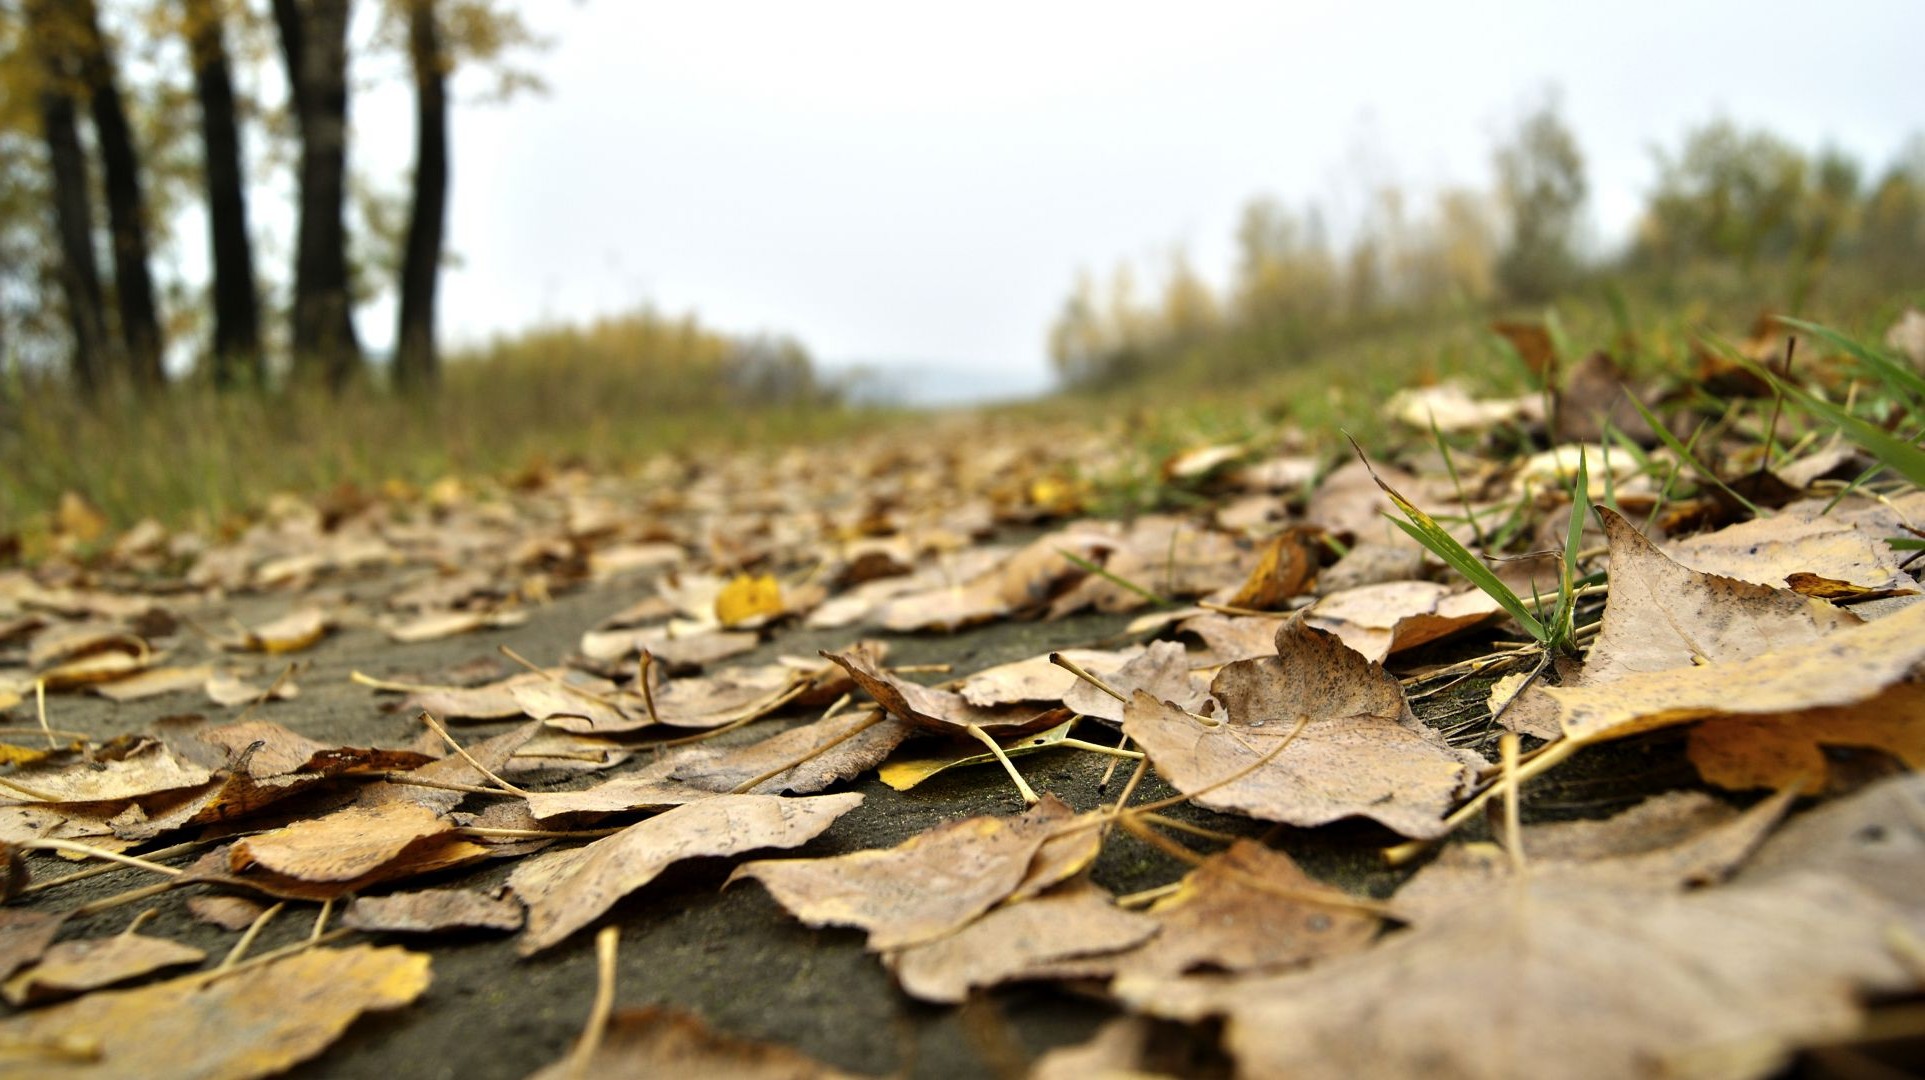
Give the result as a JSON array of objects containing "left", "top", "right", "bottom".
[
  {"left": 1392, "top": 790, "right": 1796, "bottom": 923},
  {"left": 233, "top": 607, "right": 331, "bottom": 654},
  {"left": 91, "top": 665, "right": 215, "bottom": 702},
  {"left": 186, "top": 896, "right": 268, "bottom": 931},
  {"left": 669, "top": 708, "right": 915, "bottom": 795},
  {"left": 0, "top": 944, "right": 430, "bottom": 1079},
  {"left": 886, "top": 882, "right": 1156, "bottom": 1003},
  {"left": 1550, "top": 599, "right": 1925, "bottom": 745},
  {"left": 381, "top": 608, "right": 528, "bottom": 643},
  {"left": 1224, "top": 526, "right": 1321, "bottom": 609},
  {"left": 342, "top": 888, "right": 524, "bottom": 934},
  {"left": 822, "top": 649, "right": 1062, "bottom": 737},
  {"left": 205, "top": 672, "right": 300, "bottom": 708},
  {"left": 229, "top": 803, "right": 454, "bottom": 882},
  {"left": 1306, "top": 580, "right": 1504, "bottom": 662},
  {"left": 877, "top": 719, "right": 1076, "bottom": 791},
  {"left": 3, "top": 932, "right": 206, "bottom": 1005},
  {"left": 1062, "top": 641, "right": 1206, "bottom": 724},
  {"left": 1124, "top": 617, "right": 1480, "bottom": 838},
  {"left": 514, "top": 792, "right": 863, "bottom": 953},
  {"left": 714, "top": 573, "right": 784, "bottom": 627},
  {"left": 1736, "top": 772, "right": 1925, "bottom": 910},
  {"left": 1685, "top": 681, "right": 1925, "bottom": 793},
  {"left": 731, "top": 795, "right": 1075, "bottom": 950},
  {"left": 0, "top": 910, "right": 68, "bottom": 981},
  {"left": 957, "top": 648, "right": 1140, "bottom": 708},
  {"left": 527, "top": 1005, "right": 863, "bottom": 1080},
  {"left": 1669, "top": 497, "right": 1917, "bottom": 596},
  {"left": 1119, "top": 874, "right": 1917, "bottom": 1080}
]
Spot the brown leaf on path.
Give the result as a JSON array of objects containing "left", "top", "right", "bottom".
[
  {"left": 357, "top": 720, "right": 543, "bottom": 814},
  {"left": 514, "top": 792, "right": 863, "bottom": 954},
  {"left": 1304, "top": 459, "right": 1421, "bottom": 547},
  {"left": 381, "top": 607, "right": 528, "bottom": 643},
  {"left": 522, "top": 769, "right": 710, "bottom": 821},
  {"left": 91, "top": 664, "right": 215, "bottom": 702},
  {"left": 1124, "top": 618, "right": 1480, "bottom": 838},
  {"left": 12, "top": 741, "right": 213, "bottom": 807},
  {"left": 1783, "top": 572, "right": 1916, "bottom": 603},
  {"left": 527, "top": 1004, "right": 865, "bottom": 1080},
  {"left": 1118, "top": 874, "right": 1917, "bottom": 1080},
  {"left": 1062, "top": 641, "right": 1206, "bottom": 725},
  {"left": 186, "top": 895, "right": 267, "bottom": 931},
  {"left": 1224, "top": 526, "right": 1322, "bottom": 610},
  {"left": 27, "top": 621, "right": 145, "bottom": 671},
  {"left": 230, "top": 802, "right": 453, "bottom": 882},
  {"left": 1047, "top": 517, "right": 1249, "bottom": 617},
  {"left": 0, "top": 944, "right": 430, "bottom": 1079},
  {"left": 1305, "top": 580, "right": 1504, "bottom": 663},
  {"left": 667, "top": 707, "right": 915, "bottom": 795},
  {"left": 3, "top": 932, "right": 206, "bottom": 1005},
  {"left": 730, "top": 795, "right": 1076, "bottom": 950},
  {"left": 577, "top": 625, "right": 759, "bottom": 669},
  {"left": 822, "top": 648, "right": 1063, "bottom": 737},
  {"left": 886, "top": 882, "right": 1156, "bottom": 1003},
  {"left": 1686, "top": 681, "right": 1925, "bottom": 794},
  {"left": 1669, "top": 496, "right": 1919, "bottom": 598},
  {"left": 1737, "top": 772, "right": 1925, "bottom": 912},
  {"left": 1550, "top": 599, "right": 1925, "bottom": 745},
  {"left": 342, "top": 887, "right": 524, "bottom": 934},
  {"left": 876, "top": 527, "right": 1113, "bottom": 631},
  {"left": 206, "top": 669, "right": 302, "bottom": 708},
  {"left": 1174, "top": 611, "right": 1287, "bottom": 666},
  {"left": 1391, "top": 790, "right": 1796, "bottom": 924},
  {"left": 1070, "top": 840, "right": 1379, "bottom": 981},
  {"left": 231, "top": 606, "right": 332, "bottom": 654},
  {"left": 958, "top": 647, "right": 1141, "bottom": 708},
  {"left": 1503, "top": 507, "right": 1873, "bottom": 740},
  {"left": 0, "top": 910, "right": 68, "bottom": 981}
]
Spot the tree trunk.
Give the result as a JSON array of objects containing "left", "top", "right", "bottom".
[
  {"left": 279, "top": 0, "right": 362, "bottom": 391},
  {"left": 184, "top": 0, "right": 262, "bottom": 387},
  {"left": 394, "top": 0, "right": 447, "bottom": 393},
  {"left": 75, "top": 0, "right": 165, "bottom": 390},
  {"left": 26, "top": 0, "right": 111, "bottom": 395}
]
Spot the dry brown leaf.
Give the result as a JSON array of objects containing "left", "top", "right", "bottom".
[
  {"left": 205, "top": 671, "right": 300, "bottom": 708},
  {"left": 1306, "top": 580, "right": 1504, "bottom": 662},
  {"left": 0, "top": 910, "right": 67, "bottom": 981},
  {"left": 1174, "top": 611, "right": 1287, "bottom": 666},
  {"left": 958, "top": 647, "right": 1140, "bottom": 708},
  {"left": 1080, "top": 840, "right": 1379, "bottom": 980},
  {"left": 11, "top": 741, "right": 213, "bottom": 807},
  {"left": 1062, "top": 641, "right": 1206, "bottom": 724},
  {"left": 0, "top": 944, "right": 429, "bottom": 1079},
  {"left": 1391, "top": 790, "right": 1796, "bottom": 924},
  {"left": 822, "top": 648, "right": 1062, "bottom": 737},
  {"left": 229, "top": 802, "right": 452, "bottom": 882},
  {"left": 1119, "top": 874, "right": 1917, "bottom": 1080},
  {"left": 1551, "top": 598, "right": 1925, "bottom": 745},
  {"left": 1124, "top": 617, "right": 1480, "bottom": 838},
  {"left": 514, "top": 792, "right": 863, "bottom": 953},
  {"left": 1224, "top": 526, "right": 1322, "bottom": 609},
  {"left": 357, "top": 720, "right": 543, "bottom": 814},
  {"left": 886, "top": 882, "right": 1156, "bottom": 1003},
  {"left": 1685, "top": 681, "right": 1925, "bottom": 793},
  {"left": 1669, "top": 498, "right": 1916, "bottom": 596},
  {"left": 1387, "top": 381, "right": 1537, "bottom": 433},
  {"left": 233, "top": 606, "right": 331, "bottom": 653},
  {"left": 527, "top": 1004, "right": 863, "bottom": 1080},
  {"left": 3, "top": 932, "right": 206, "bottom": 1005},
  {"left": 91, "top": 665, "right": 215, "bottom": 702},
  {"left": 341, "top": 887, "right": 524, "bottom": 934},
  {"left": 1048, "top": 517, "right": 1249, "bottom": 617},
  {"left": 522, "top": 769, "right": 709, "bottom": 821},
  {"left": 1737, "top": 773, "right": 1925, "bottom": 910},
  {"left": 730, "top": 795, "right": 1075, "bottom": 950},
  {"left": 876, "top": 528, "right": 1112, "bottom": 631},
  {"left": 667, "top": 708, "right": 915, "bottom": 795},
  {"left": 185, "top": 896, "right": 268, "bottom": 931},
  {"left": 381, "top": 608, "right": 528, "bottom": 643}
]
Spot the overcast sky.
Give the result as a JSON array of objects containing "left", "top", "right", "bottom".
[{"left": 345, "top": 0, "right": 1925, "bottom": 398}]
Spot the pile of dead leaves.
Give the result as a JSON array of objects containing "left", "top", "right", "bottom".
[{"left": 2, "top": 334, "right": 1924, "bottom": 1076}]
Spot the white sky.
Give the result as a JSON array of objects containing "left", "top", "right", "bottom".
[{"left": 340, "top": 0, "right": 1925, "bottom": 396}]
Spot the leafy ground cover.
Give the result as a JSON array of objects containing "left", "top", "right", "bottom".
[{"left": 1, "top": 311, "right": 1923, "bottom": 1076}]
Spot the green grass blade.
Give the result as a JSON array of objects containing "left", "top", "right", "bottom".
[
  {"left": 1777, "top": 317, "right": 1925, "bottom": 405},
  {"left": 1625, "top": 392, "right": 1767, "bottom": 518},
  {"left": 1055, "top": 548, "right": 1172, "bottom": 608}
]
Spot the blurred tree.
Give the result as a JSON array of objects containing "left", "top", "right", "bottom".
[
  {"left": 1640, "top": 119, "right": 1808, "bottom": 272},
  {"left": 1493, "top": 97, "right": 1587, "bottom": 302},
  {"left": 22, "top": 0, "right": 112, "bottom": 393},
  {"left": 274, "top": 0, "right": 362, "bottom": 391},
  {"left": 74, "top": 0, "right": 165, "bottom": 389},
  {"left": 182, "top": 0, "right": 262, "bottom": 387},
  {"left": 391, "top": 0, "right": 445, "bottom": 392},
  {"left": 1232, "top": 196, "right": 1337, "bottom": 329},
  {"left": 386, "top": 0, "right": 543, "bottom": 393},
  {"left": 1047, "top": 268, "right": 1107, "bottom": 387},
  {"left": 1158, "top": 247, "right": 1218, "bottom": 345},
  {"left": 1860, "top": 135, "right": 1925, "bottom": 281}
]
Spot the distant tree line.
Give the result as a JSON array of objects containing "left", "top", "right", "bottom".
[
  {"left": 0, "top": 0, "right": 539, "bottom": 397},
  {"left": 1050, "top": 101, "right": 1925, "bottom": 388}
]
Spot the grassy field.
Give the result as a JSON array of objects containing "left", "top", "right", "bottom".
[{"left": 4, "top": 266, "right": 1920, "bottom": 553}]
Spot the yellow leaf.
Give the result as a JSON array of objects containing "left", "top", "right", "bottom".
[{"left": 713, "top": 574, "right": 783, "bottom": 628}]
